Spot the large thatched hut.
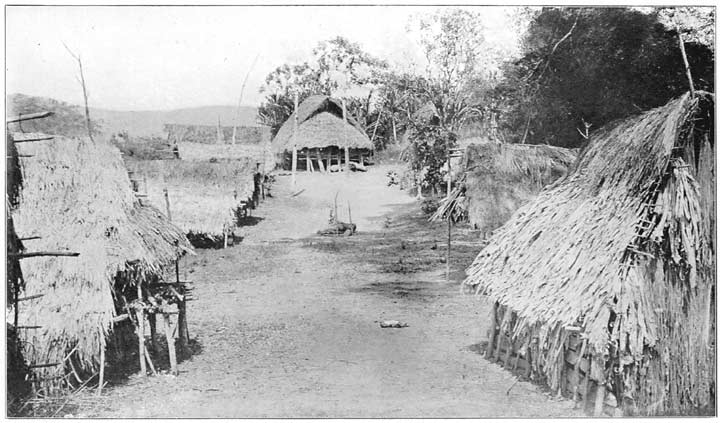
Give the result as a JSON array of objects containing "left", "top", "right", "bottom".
[
  {"left": 464, "top": 92, "right": 714, "bottom": 415},
  {"left": 272, "top": 95, "right": 372, "bottom": 171},
  {"left": 462, "top": 140, "right": 577, "bottom": 234},
  {"left": 10, "top": 133, "right": 193, "bottom": 393}
]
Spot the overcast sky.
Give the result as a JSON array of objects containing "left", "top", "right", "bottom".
[{"left": 6, "top": 6, "right": 519, "bottom": 111}]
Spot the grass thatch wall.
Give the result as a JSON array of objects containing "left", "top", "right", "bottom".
[
  {"left": 464, "top": 92, "right": 715, "bottom": 415},
  {"left": 273, "top": 95, "right": 371, "bottom": 153},
  {"left": 177, "top": 142, "right": 275, "bottom": 172},
  {"left": 125, "top": 158, "right": 258, "bottom": 242},
  {"left": 463, "top": 140, "right": 577, "bottom": 233},
  {"left": 113, "top": 134, "right": 178, "bottom": 160},
  {"left": 11, "top": 133, "right": 192, "bottom": 387}
]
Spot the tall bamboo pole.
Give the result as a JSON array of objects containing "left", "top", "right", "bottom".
[
  {"left": 163, "top": 188, "right": 172, "bottom": 222},
  {"left": 232, "top": 54, "right": 260, "bottom": 145},
  {"left": 216, "top": 116, "right": 223, "bottom": 144},
  {"left": 63, "top": 43, "right": 94, "bottom": 143},
  {"left": 446, "top": 138, "right": 452, "bottom": 282},
  {"left": 291, "top": 92, "right": 298, "bottom": 187},
  {"left": 675, "top": 23, "right": 695, "bottom": 98},
  {"left": 342, "top": 98, "right": 350, "bottom": 173}
]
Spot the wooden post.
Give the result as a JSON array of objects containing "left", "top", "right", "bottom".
[
  {"left": 504, "top": 340, "right": 513, "bottom": 369},
  {"left": 308, "top": 150, "right": 315, "bottom": 172},
  {"left": 485, "top": 302, "right": 498, "bottom": 359},
  {"left": 583, "top": 356, "right": 593, "bottom": 410},
  {"left": 148, "top": 313, "right": 157, "bottom": 352},
  {"left": 594, "top": 381, "right": 606, "bottom": 416},
  {"left": 176, "top": 259, "right": 189, "bottom": 354},
  {"left": 572, "top": 339, "right": 587, "bottom": 403},
  {"left": 136, "top": 309, "right": 146, "bottom": 376},
  {"left": 344, "top": 147, "right": 350, "bottom": 173},
  {"left": 326, "top": 150, "right": 331, "bottom": 172},
  {"left": 347, "top": 202, "right": 352, "bottom": 224},
  {"left": 492, "top": 307, "right": 504, "bottom": 360},
  {"left": 675, "top": 22, "right": 695, "bottom": 97},
  {"left": 291, "top": 92, "right": 299, "bottom": 187},
  {"left": 525, "top": 347, "right": 533, "bottom": 379},
  {"left": 341, "top": 98, "right": 350, "bottom": 173},
  {"left": 162, "top": 313, "right": 178, "bottom": 375},
  {"left": 143, "top": 345, "right": 157, "bottom": 375},
  {"left": 216, "top": 116, "right": 223, "bottom": 144},
  {"left": 96, "top": 346, "right": 105, "bottom": 396},
  {"left": 163, "top": 188, "right": 172, "bottom": 222},
  {"left": 317, "top": 150, "right": 325, "bottom": 172}
]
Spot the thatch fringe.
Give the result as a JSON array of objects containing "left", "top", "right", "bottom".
[
  {"left": 272, "top": 95, "right": 372, "bottom": 152},
  {"left": 464, "top": 92, "right": 714, "bottom": 415},
  {"left": 11, "top": 133, "right": 193, "bottom": 387}
]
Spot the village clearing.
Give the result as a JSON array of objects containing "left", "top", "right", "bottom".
[{"left": 73, "top": 165, "right": 579, "bottom": 418}]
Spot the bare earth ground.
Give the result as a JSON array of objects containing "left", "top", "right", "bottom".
[{"left": 82, "top": 165, "right": 580, "bottom": 418}]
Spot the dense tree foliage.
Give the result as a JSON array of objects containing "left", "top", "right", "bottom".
[
  {"left": 257, "top": 37, "right": 387, "bottom": 137},
  {"left": 494, "top": 7, "right": 714, "bottom": 147}
]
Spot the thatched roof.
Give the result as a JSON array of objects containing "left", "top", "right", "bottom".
[
  {"left": 272, "top": 95, "right": 372, "bottom": 152},
  {"left": 11, "top": 134, "right": 193, "bottom": 375},
  {"left": 463, "top": 140, "right": 577, "bottom": 232},
  {"left": 125, "top": 159, "right": 258, "bottom": 240},
  {"left": 464, "top": 92, "right": 714, "bottom": 413}
]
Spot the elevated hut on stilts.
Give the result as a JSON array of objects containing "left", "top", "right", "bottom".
[
  {"left": 8, "top": 131, "right": 195, "bottom": 397},
  {"left": 272, "top": 95, "right": 372, "bottom": 172}
]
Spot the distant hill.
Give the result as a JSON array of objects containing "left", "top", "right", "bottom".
[{"left": 7, "top": 93, "right": 261, "bottom": 138}]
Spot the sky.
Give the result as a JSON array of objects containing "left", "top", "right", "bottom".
[{"left": 6, "top": 5, "right": 519, "bottom": 111}]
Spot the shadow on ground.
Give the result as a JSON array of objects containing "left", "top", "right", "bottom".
[{"left": 305, "top": 200, "right": 486, "bottom": 301}]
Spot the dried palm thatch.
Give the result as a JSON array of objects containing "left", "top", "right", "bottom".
[
  {"left": 272, "top": 95, "right": 372, "bottom": 152},
  {"left": 125, "top": 159, "right": 258, "bottom": 241},
  {"left": 178, "top": 142, "right": 275, "bottom": 172},
  {"left": 463, "top": 140, "right": 577, "bottom": 233},
  {"left": 11, "top": 133, "right": 193, "bottom": 388},
  {"left": 464, "top": 92, "right": 715, "bottom": 415}
]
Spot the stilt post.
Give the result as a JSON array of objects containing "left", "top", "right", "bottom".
[
  {"left": 163, "top": 312, "right": 178, "bottom": 375},
  {"left": 291, "top": 91, "right": 299, "bottom": 186}
]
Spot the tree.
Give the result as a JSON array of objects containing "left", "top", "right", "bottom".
[
  {"left": 493, "top": 7, "right": 715, "bottom": 147},
  {"left": 258, "top": 37, "right": 387, "bottom": 137},
  {"left": 411, "top": 8, "right": 504, "bottom": 132}
]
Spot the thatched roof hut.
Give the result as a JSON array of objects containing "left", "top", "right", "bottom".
[
  {"left": 464, "top": 92, "right": 714, "bottom": 415},
  {"left": 272, "top": 95, "right": 372, "bottom": 153},
  {"left": 11, "top": 133, "right": 193, "bottom": 387},
  {"left": 463, "top": 140, "right": 577, "bottom": 233}
]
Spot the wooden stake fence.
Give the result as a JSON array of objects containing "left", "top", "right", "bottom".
[{"left": 484, "top": 305, "right": 620, "bottom": 416}]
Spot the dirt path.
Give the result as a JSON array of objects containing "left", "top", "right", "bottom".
[{"left": 85, "top": 166, "right": 580, "bottom": 418}]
